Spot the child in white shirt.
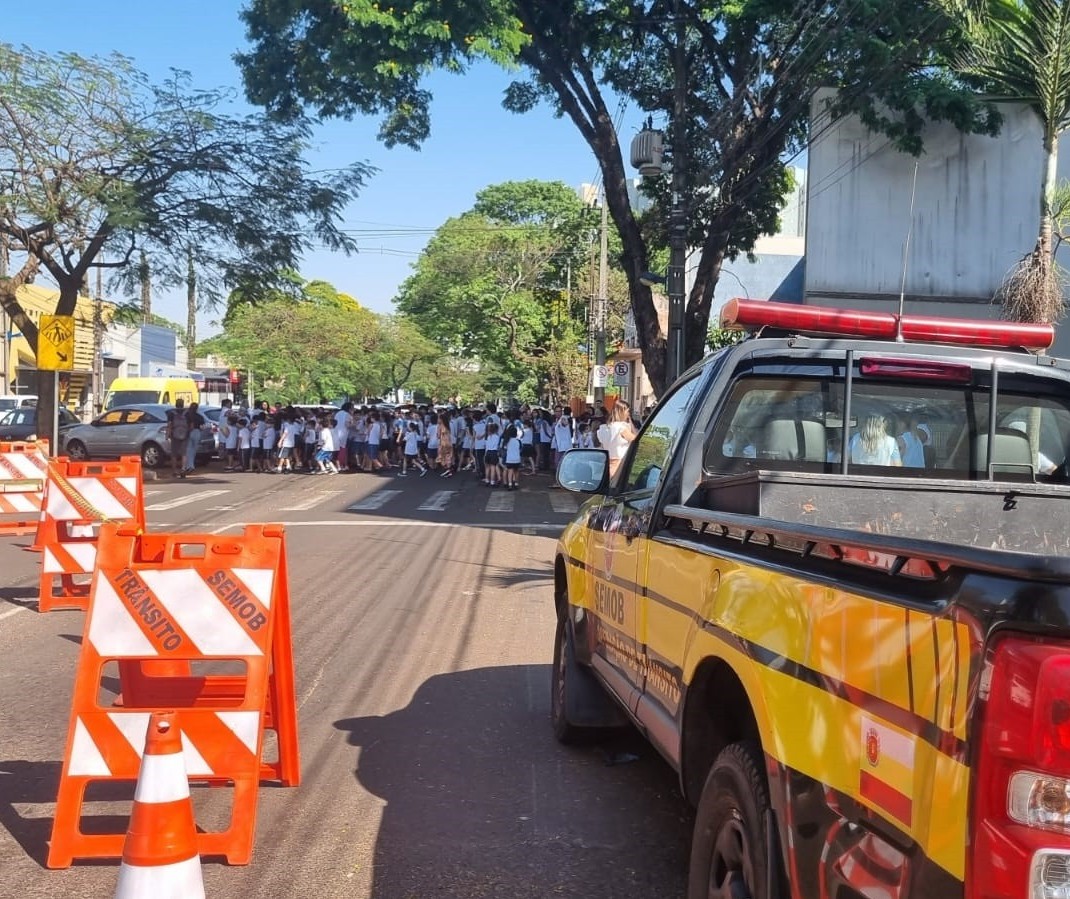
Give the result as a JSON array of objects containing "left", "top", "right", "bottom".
[
  {"left": 483, "top": 424, "right": 502, "bottom": 486},
  {"left": 238, "top": 420, "right": 252, "bottom": 471},
  {"left": 316, "top": 420, "right": 339, "bottom": 474},
  {"left": 399, "top": 422, "right": 428, "bottom": 477},
  {"left": 503, "top": 425, "right": 523, "bottom": 490}
]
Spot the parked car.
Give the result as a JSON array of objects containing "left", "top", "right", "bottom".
[
  {"left": 0, "top": 394, "right": 38, "bottom": 412},
  {"left": 63, "top": 404, "right": 215, "bottom": 468},
  {"left": 0, "top": 405, "right": 80, "bottom": 441},
  {"left": 198, "top": 405, "right": 225, "bottom": 456}
]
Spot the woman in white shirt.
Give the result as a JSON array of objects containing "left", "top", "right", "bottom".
[
  {"left": 849, "top": 414, "right": 902, "bottom": 466},
  {"left": 597, "top": 401, "right": 638, "bottom": 478}
]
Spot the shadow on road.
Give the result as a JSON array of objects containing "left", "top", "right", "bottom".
[
  {"left": 0, "top": 760, "right": 60, "bottom": 867},
  {"left": 0, "top": 584, "right": 38, "bottom": 608},
  {"left": 334, "top": 664, "right": 691, "bottom": 899}
]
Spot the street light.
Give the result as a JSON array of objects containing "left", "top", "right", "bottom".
[{"left": 630, "top": 2, "right": 687, "bottom": 388}]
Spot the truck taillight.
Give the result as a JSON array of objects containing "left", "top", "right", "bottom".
[{"left": 971, "top": 636, "right": 1070, "bottom": 899}]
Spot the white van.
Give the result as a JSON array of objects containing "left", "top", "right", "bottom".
[
  {"left": 102, "top": 377, "right": 199, "bottom": 411},
  {"left": 0, "top": 394, "right": 38, "bottom": 412}
]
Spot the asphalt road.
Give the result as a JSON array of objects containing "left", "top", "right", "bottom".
[{"left": 0, "top": 463, "right": 692, "bottom": 898}]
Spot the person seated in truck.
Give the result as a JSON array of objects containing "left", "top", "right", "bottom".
[
  {"left": 849, "top": 413, "right": 902, "bottom": 466},
  {"left": 826, "top": 432, "right": 842, "bottom": 464},
  {"left": 721, "top": 426, "right": 756, "bottom": 459},
  {"left": 897, "top": 417, "right": 932, "bottom": 468},
  {"left": 1007, "top": 420, "right": 1059, "bottom": 475}
]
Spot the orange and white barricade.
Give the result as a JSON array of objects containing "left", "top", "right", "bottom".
[
  {"left": 35, "top": 456, "right": 145, "bottom": 612},
  {"left": 47, "top": 522, "right": 300, "bottom": 869},
  {"left": 0, "top": 439, "right": 49, "bottom": 536}
]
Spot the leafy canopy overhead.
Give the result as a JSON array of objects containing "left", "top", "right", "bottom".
[
  {"left": 0, "top": 42, "right": 373, "bottom": 351},
  {"left": 240, "top": 0, "right": 998, "bottom": 396},
  {"left": 395, "top": 179, "right": 605, "bottom": 401}
]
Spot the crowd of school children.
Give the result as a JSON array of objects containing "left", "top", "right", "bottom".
[{"left": 195, "top": 399, "right": 640, "bottom": 488}]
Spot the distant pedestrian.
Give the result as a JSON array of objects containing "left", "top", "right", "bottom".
[
  {"left": 503, "top": 424, "right": 522, "bottom": 490},
  {"left": 437, "top": 413, "right": 454, "bottom": 478},
  {"left": 238, "top": 418, "right": 252, "bottom": 471},
  {"left": 224, "top": 413, "right": 240, "bottom": 471},
  {"left": 166, "top": 398, "right": 189, "bottom": 479},
  {"left": 483, "top": 422, "right": 501, "bottom": 486},
  {"left": 185, "top": 401, "right": 205, "bottom": 473},
  {"left": 399, "top": 422, "right": 428, "bottom": 477}
]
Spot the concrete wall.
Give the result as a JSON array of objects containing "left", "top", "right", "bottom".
[{"left": 805, "top": 89, "right": 1070, "bottom": 356}]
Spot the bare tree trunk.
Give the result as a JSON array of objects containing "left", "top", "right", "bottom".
[
  {"left": 186, "top": 249, "right": 197, "bottom": 351},
  {"left": 140, "top": 250, "right": 151, "bottom": 322}
]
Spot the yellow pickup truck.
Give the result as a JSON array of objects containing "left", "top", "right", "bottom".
[{"left": 552, "top": 301, "right": 1070, "bottom": 899}]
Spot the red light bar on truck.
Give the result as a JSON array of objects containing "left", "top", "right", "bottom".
[{"left": 719, "top": 299, "right": 1055, "bottom": 351}]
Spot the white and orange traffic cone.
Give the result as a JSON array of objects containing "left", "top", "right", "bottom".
[{"left": 114, "top": 711, "right": 205, "bottom": 899}]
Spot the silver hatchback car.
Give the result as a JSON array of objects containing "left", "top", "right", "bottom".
[{"left": 63, "top": 404, "right": 215, "bottom": 468}]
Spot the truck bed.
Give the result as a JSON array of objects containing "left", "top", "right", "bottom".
[{"left": 700, "top": 469, "right": 1070, "bottom": 556}]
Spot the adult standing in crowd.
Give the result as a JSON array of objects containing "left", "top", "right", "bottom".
[
  {"left": 184, "top": 401, "right": 205, "bottom": 474},
  {"left": 597, "top": 400, "right": 638, "bottom": 478},
  {"left": 166, "top": 398, "right": 189, "bottom": 479}
]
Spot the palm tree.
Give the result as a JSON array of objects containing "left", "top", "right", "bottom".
[{"left": 940, "top": 0, "right": 1070, "bottom": 323}]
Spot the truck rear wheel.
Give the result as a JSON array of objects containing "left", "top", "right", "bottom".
[
  {"left": 551, "top": 609, "right": 587, "bottom": 743},
  {"left": 688, "top": 741, "right": 772, "bottom": 899}
]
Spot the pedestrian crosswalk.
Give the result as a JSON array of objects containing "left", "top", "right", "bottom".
[
  {"left": 347, "top": 490, "right": 402, "bottom": 511},
  {"left": 417, "top": 490, "right": 456, "bottom": 511},
  {"left": 144, "top": 480, "right": 581, "bottom": 519}
]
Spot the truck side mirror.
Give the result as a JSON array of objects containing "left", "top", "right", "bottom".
[{"left": 558, "top": 449, "right": 609, "bottom": 493}]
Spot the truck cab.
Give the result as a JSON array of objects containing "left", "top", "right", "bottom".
[{"left": 553, "top": 301, "right": 1070, "bottom": 899}]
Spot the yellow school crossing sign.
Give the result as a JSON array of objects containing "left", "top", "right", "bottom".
[{"left": 38, "top": 315, "right": 75, "bottom": 371}]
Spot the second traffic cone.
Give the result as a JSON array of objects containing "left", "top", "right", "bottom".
[{"left": 115, "top": 711, "right": 205, "bottom": 899}]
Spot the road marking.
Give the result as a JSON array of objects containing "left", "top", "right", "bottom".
[
  {"left": 0, "top": 605, "right": 27, "bottom": 621},
  {"left": 280, "top": 490, "right": 344, "bottom": 512},
  {"left": 211, "top": 520, "right": 563, "bottom": 534},
  {"left": 548, "top": 493, "right": 579, "bottom": 513},
  {"left": 145, "top": 489, "right": 230, "bottom": 511},
  {"left": 417, "top": 490, "right": 456, "bottom": 511},
  {"left": 205, "top": 504, "right": 240, "bottom": 512},
  {"left": 347, "top": 489, "right": 401, "bottom": 511},
  {"left": 486, "top": 491, "right": 515, "bottom": 512}
]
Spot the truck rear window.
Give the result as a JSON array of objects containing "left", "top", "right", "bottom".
[{"left": 705, "top": 374, "right": 1070, "bottom": 482}]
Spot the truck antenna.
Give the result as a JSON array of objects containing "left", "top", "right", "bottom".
[{"left": 896, "top": 160, "right": 920, "bottom": 342}]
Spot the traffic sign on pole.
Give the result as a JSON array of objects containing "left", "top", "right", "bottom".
[{"left": 38, "top": 315, "right": 75, "bottom": 371}]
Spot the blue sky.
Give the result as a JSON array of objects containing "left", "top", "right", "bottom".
[{"left": 5, "top": 2, "right": 639, "bottom": 336}]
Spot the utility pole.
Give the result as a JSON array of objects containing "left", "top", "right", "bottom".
[
  {"left": 595, "top": 188, "right": 609, "bottom": 405},
  {"left": 666, "top": 0, "right": 688, "bottom": 386}
]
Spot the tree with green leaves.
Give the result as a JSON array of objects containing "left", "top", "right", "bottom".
[
  {"left": 198, "top": 294, "right": 383, "bottom": 404},
  {"left": 394, "top": 180, "right": 603, "bottom": 400},
  {"left": 371, "top": 315, "right": 443, "bottom": 397},
  {"left": 239, "top": 0, "right": 997, "bottom": 395},
  {"left": 939, "top": 0, "right": 1070, "bottom": 324},
  {"left": 0, "top": 43, "right": 370, "bottom": 432}
]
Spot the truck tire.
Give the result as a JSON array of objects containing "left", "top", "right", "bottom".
[
  {"left": 688, "top": 741, "right": 773, "bottom": 899},
  {"left": 551, "top": 607, "right": 626, "bottom": 743}
]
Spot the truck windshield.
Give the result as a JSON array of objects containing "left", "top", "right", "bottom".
[
  {"left": 706, "top": 372, "right": 1070, "bottom": 482},
  {"left": 104, "top": 390, "right": 159, "bottom": 410}
]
